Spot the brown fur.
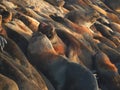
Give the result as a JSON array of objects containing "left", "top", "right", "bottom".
[
  {"left": 64, "top": 0, "right": 89, "bottom": 8},
  {"left": 65, "top": 9, "right": 99, "bottom": 27},
  {"left": 98, "top": 43, "right": 120, "bottom": 64},
  {"left": 5, "top": 19, "right": 32, "bottom": 40},
  {"left": 107, "top": 13, "right": 120, "bottom": 24},
  {"left": 70, "top": 23, "right": 93, "bottom": 36},
  {"left": 45, "top": 0, "right": 66, "bottom": 13},
  {"left": 0, "top": 4, "right": 13, "bottom": 36},
  {"left": 45, "top": 0, "right": 65, "bottom": 7},
  {"left": 16, "top": 7, "right": 51, "bottom": 23},
  {"left": 56, "top": 29, "right": 95, "bottom": 68},
  {"left": 94, "top": 51, "right": 118, "bottom": 72},
  {"left": 0, "top": 15, "right": 50, "bottom": 90},
  {"left": 0, "top": 74, "right": 19, "bottom": 90},
  {"left": 56, "top": 29, "right": 82, "bottom": 64},
  {"left": 0, "top": 52, "right": 44, "bottom": 90},
  {"left": 94, "top": 21, "right": 120, "bottom": 46},
  {"left": 38, "top": 22, "right": 81, "bottom": 64},
  {"left": 0, "top": 5, "right": 12, "bottom": 23},
  {"left": 14, "top": 12, "right": 39, "bottom": 32},
  {"left": 27, "top": 32, "right": 99, "bottom": 90},
  {"left": 103, "top": 0, "right": 120, "bottom": 13},
  {"left": 0, "top": 33, "right": 51, "bottom": 90},
  {"left": 93, "top": 51, "right": 120, "bottom": 90},
  {"left": 50, "top": 15, "right": 93, "bottom": 36},
  {"left": 93, "top": 34, "right": 117, "bottom": 48},
  {"left": 0, "top": 19, "right": 6, "bottom": 35},
  {"left": 89, "top": 4, "right": 120, "bottom": 24},
  {"left": 38, "top": 22, "right": 66, "bottom": 55},
  {"left": 37, "top": 22, "right": 95, "bottom": 69},
  {"left": 109, "top": 22, "right": 120, "bottom": 33},
  {"left": 97, "top": 17, "right": 110, "bottom": 26}
]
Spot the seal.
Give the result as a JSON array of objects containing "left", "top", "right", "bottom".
[
  {"left": 64, "top": 0, "right": 88, "bottom": 8},
  {"left": 93, "top": 51, "right": 120, "bottom": 90},
  {"left": 45, "top": 0, "right": 66, "bottom": 13},
  {"left": 87, "top": 3, "right": 120, "bottom": 24},
  {"left": 65, "top": 9, "right": 99, "bottom": 27},
  {"left": 97, "top": 43, "right": 120, "bottom": 64},
  {"left": 37, "top": 22, "right": 95, "bottom": 69},
  {"left": 50, "top": 14, "right": 93, "bottom": 36},
  {"left": 38, "top": 22, "right": 66, "bottom": 56},
  {"left": 27, "top": 31, "right": 99, "bottom": 90},
  {"left": 38, "top": 22, "right": 83, "bottom": 64},
  {"left": 93, "top": 34, "right": 117, "bottom": 48},
  {"left": 0, "top": 33, "right": 50, "bottom": 90},
  {"left": 0, "top": 12, "right": 29, "bottom": 55},
  {"left": 0, "top": 14, "right": 51, "bottom": 90},
  {"left": 0, "top": 4, "right": 12, "bottom": 23},
  {"left": 109, "top": 22, "right": 120, "bottom": 33},
  {"left": 14, "top": 12, "right": 39, "bottom": 32},
  {"left": 103, "top": 0, "right": 120, "bottom": 13},
  {"left": 45, "top": 0, "right": 65, "bottom": 7},
  {"left": 94, "top": 21, "right": 120, "bottom": 46}
]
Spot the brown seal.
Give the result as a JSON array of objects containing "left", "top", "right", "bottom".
[
  {"left": 37, "top": 22, "right": 95, "bottom": 69},
  {"left": 45, "top": 0, "right": 67, "bottom": 13},
  {"left": 27, "top": 32, "right": 99, "bottom": 90},
  {"left": 45, "top": 0, "right": 65, "bottom": 7},
  {"left": 65, "top": 9, "right": 99, "bottom": 27},
  {"left": 93, "top": 34, "right": 117, "bottom": 48},
  {"left": 93, "top": 51, "right": 120, "bottom": 90},
  {"left": 97, "top": 43, "right": 120, "bottom": 64},
  {"left": 94, "top": 21, "right": 120, "bottom": 46},
  {"left": 109, "top": 22, "right": 120, "bottom": 33},
  {"left": 0, "top": 15, "right": 51, "bottom": 90},
  {"left": 103, "top": 0, "right": 120, "bottom": 13},
  {"left": 38, "top": 22, "right": 66, "bottom": 56},
  {"left": 50, "top": 14, "right": 93, "bottom": 36},
  {"left": 0, "top": 4, "right": 12, "bottom": 23},
  {"left": 14, "top": 12, "right": 39, "bottom": 32}
]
